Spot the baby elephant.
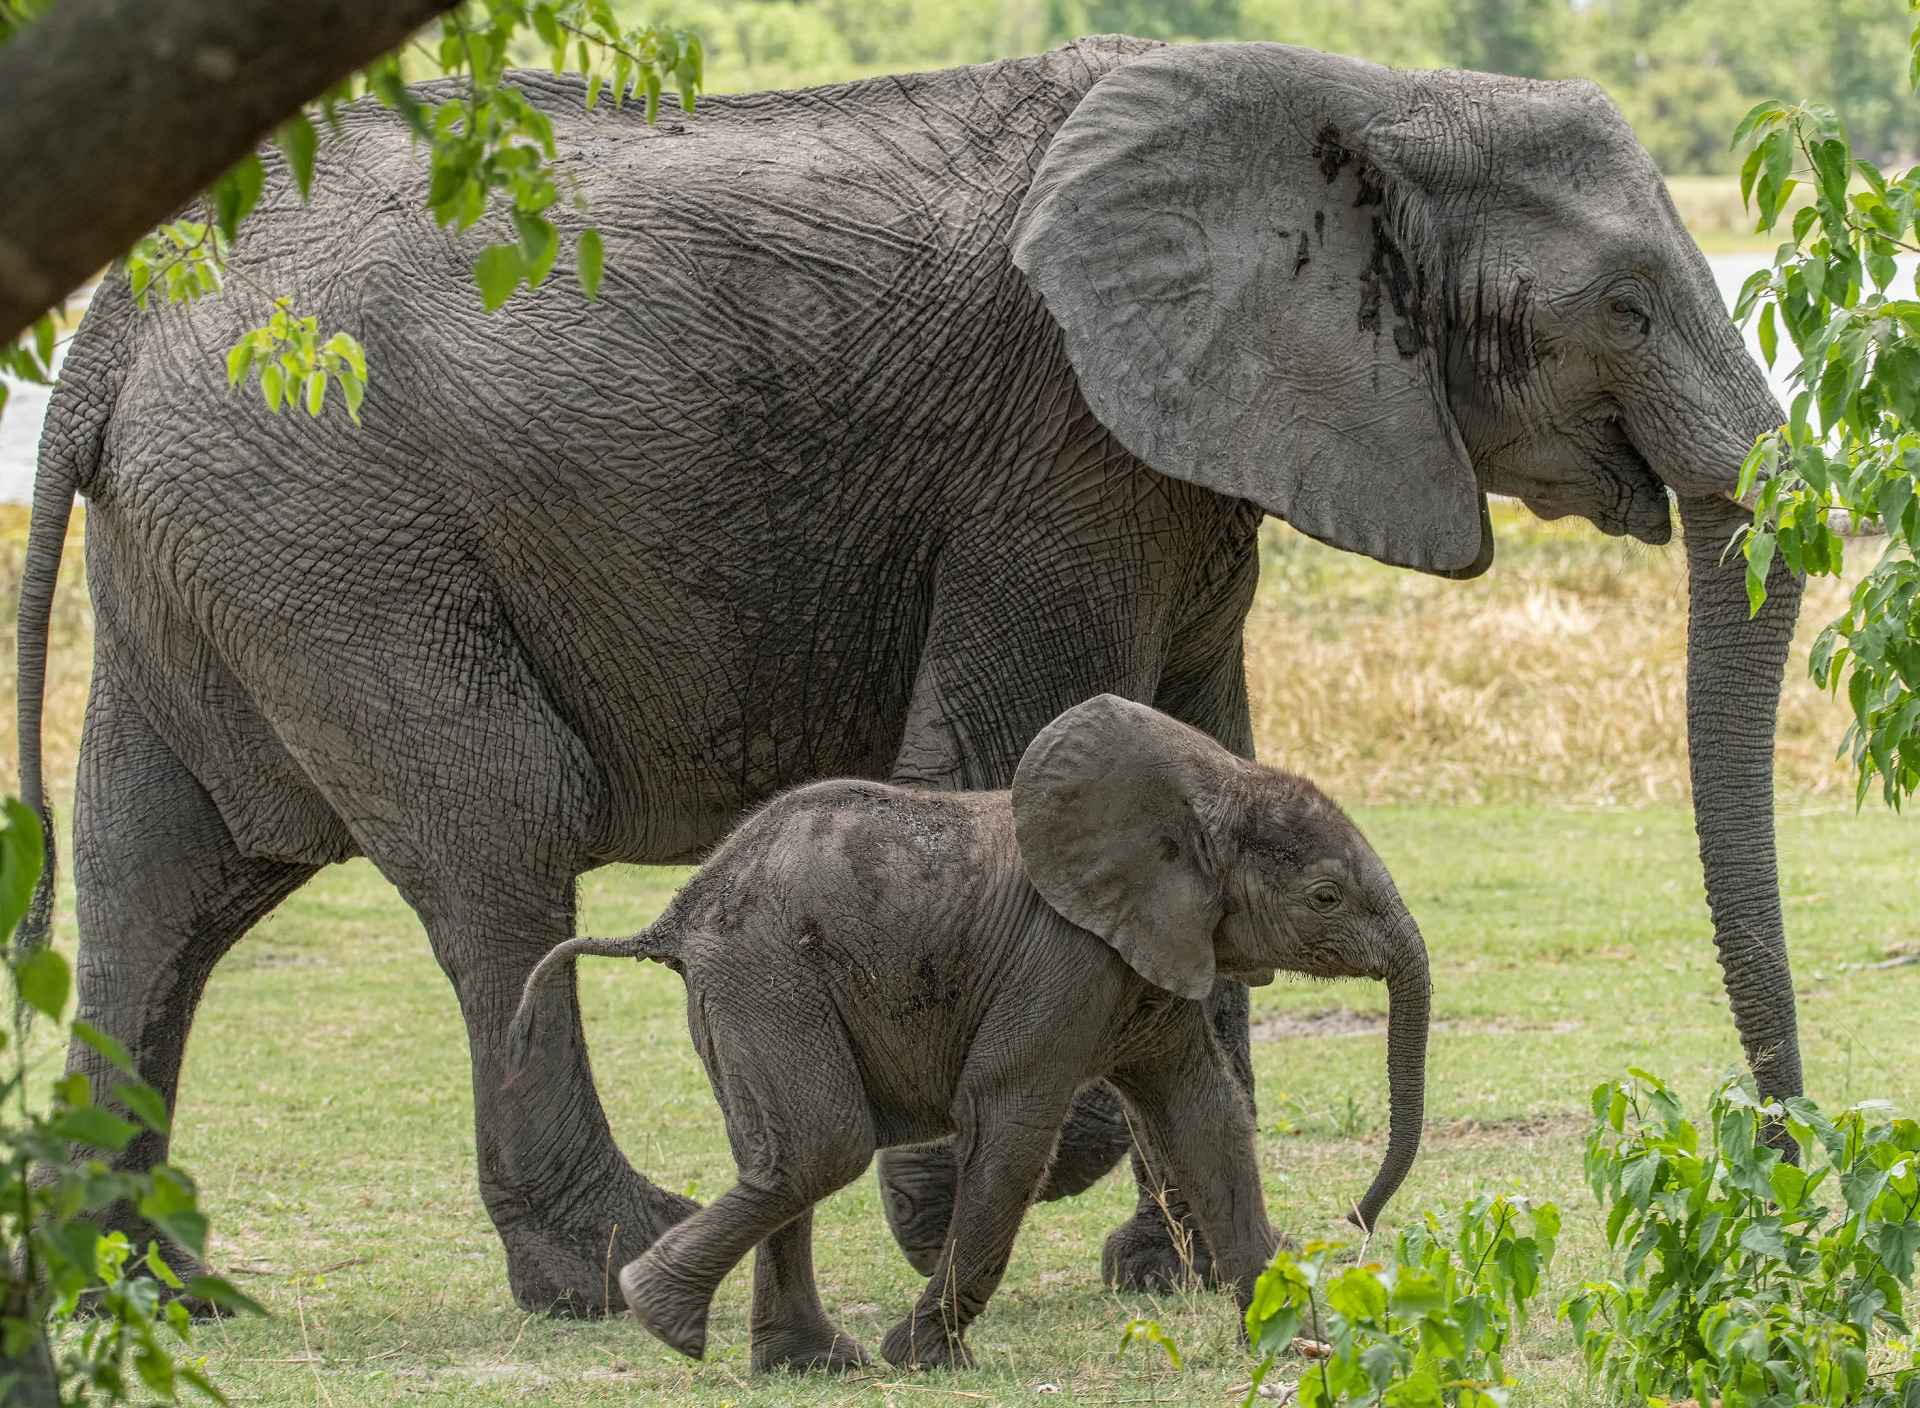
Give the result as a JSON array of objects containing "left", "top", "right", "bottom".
[{"left": 510, "top": 694, "right": 1431, "bottom": 1372}]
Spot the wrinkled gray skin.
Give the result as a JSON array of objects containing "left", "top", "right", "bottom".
[
  {"left": 510, "top": 696, "right": 1432, "bottom": 1372},
  {"left": 19, "top": 36, "right": 1804, "bottom": 1317}
]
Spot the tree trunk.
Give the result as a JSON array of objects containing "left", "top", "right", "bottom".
[{"left": 0, "top": 0, "right": 460, "bottom": 343}]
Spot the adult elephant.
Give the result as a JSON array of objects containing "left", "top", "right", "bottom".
[{"left": 19, "top": 36, "right": 1803, "bottom": 1315}]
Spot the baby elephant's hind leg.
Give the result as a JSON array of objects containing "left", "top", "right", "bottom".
[
  {"left": 750, "top": 1210, "right": 873, "bottom": 1372},
  {"left": 622, "top": 989, "right": 875, "bottom": 1368}
]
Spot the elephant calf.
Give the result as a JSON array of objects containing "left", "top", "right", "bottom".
[{"left": 509, "top": 695, "right": 1432, "bottom": 1371}]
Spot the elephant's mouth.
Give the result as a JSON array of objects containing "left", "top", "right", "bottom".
[{"left": 1512, "top": 416, "right": 1672, "bottom": 544}]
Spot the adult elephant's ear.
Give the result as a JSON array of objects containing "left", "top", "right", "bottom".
[
  {"left": 1010, "top": 42, "right": 1490, "bottom": 578},
  {"left": 1012, "top": 695, "right": 1239, "bottom": 1001}
]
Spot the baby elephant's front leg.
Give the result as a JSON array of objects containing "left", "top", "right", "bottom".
[
  {"left": 881, "top": 1086, "right": 1073, "bottom": 1370},
  {"left": 1111, "top": 1020, "right": 1280, "bottom": 1311}
]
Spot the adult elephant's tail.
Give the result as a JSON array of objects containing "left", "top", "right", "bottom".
[
  {"left": 506, "top": 929, "right": 683, "bottom": 1087},
  {"left": 13, "top": 283, "right": 123, "bottom": 974},
  {"left": 14, "top": 455, "right": 75, "bottom": 969}
]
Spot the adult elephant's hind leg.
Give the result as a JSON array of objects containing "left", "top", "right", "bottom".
[
  {"left": 290, "top": 598, "right": 694, "bottom": 1316},
  {"left": 381, "top": 760, "right": 694, "bottom": 1316},
  {"left": 67, "top": 662, "right": 318, "bottom": 1272}
]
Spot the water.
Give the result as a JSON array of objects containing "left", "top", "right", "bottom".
[{"left": 0, "top": 253, "right": 1889, "bottom": 506}]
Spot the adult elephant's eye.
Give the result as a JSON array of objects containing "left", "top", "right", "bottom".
[{"left": 1310, "top": 885, "right": 1340, "bottom": 910}]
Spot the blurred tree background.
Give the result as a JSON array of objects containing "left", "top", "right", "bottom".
[{"left": 623, "top": 0, "right": 1920, "bottom": 173}]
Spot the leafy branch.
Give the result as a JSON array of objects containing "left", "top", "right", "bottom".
[
  {"left": 1563, "top": 1069, "right": 1920, "bottom": 1408},
  {"left": 1240, "top": 1196, "right": 1557, "bottom": 1408},
  {"left": 0, "top": 0, "right": 703, "bottom": 427},
  {"left": 1730, "top": 43, "right": 1920, "bottom": 806},
  {"left": 0, "top": 800, "right": 262, "bottom": 1405}
]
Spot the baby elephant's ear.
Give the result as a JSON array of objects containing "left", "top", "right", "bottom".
[{"left": 1012, "top": 695, "right": 1237, "bottom": 1001}]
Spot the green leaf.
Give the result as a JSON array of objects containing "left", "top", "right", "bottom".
[
  {"left": 474, "top": 243, "right": 526, "bottom": 312},
  {"left": 55, "top": 1105, "right": 138, "bottom": 1153},
  {"left": 1759, "top": 302, "right": 1778, "bottom": 368},
  {"left": 1738, "top": 1217, "right": 1787, "bottom": 1259},
  {"left": 13, "top": 946, "right": 68, "bottom": 1021},
  {"left": 1606, "top": 1194, "right": 1632, "bottom": 1247},
  {"left": 189, "top": 1275, "right": 267, "bottom": 1317},
  {"left": 1741, "top": 142, "right": 1766, "bottom": 209},
  {"left": 532, "top": 2, "right": 561, "bottom": 47},
  {"left": 114, "top": 1082, "right": 170, "bottom": 1134},
  {"left": 1117, "top": 1318, "right": 1182, "bottom": 1369},
  {"left": 211, "top": 153, "right": 265, "bottom": 242},
  {"left": 1731, "top": 99, "right": 1782, "bottom": 151},
  {"left": 72, "top": 1020, "right": 138, "bottom": 1077},
  {"left": 1745, "top": 530, "right": 1776, "bottom": 616},
  {"left": 134, "top": 1346, "right": 175, "bottom": 1399},
  {"left": 1812, "top": 138, "right": 1852, "bottom": 210},
  {"left": 577, "top": 228, "right": 604, "bottom": 300},
  {"left": 275, "top": 114, "right": 319, "bottom": 201},
  {"left": 1770, "top": 1161, "right": 1810, "bottom": 1211},
  {"left": 144, "top": 1239, "right": 186, "bottom": 1289},
  {"left": 0, "top": 798, "right": 43, "bottom": 941},
  {"left": 1327, "top": 1265, "right": 1388, "bottom": 1323}
]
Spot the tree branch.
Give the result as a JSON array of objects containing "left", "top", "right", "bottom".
[{"left": 0, "top": 0, "right": 460, "bottom": 343}]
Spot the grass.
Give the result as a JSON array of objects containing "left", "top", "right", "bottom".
[
  {"left": 1245, "top": 501, "right": 1860, "bottom": 806},
  {"left": 96, "top": 804, "right": 1907, "bottom": 1407},
  {"left": 0, "top": 507, "right": 1912, "bottom": 1404}
]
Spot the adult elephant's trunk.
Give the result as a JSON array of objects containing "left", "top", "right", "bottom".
[
  {"left": 1352, "top": 934, "right": 1430, "bottom": 1230},
  {"left": 1678, "top": 492, "right": 1805, "bottom": 1100}
]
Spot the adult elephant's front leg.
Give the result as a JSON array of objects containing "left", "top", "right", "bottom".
[{"left": 876, "top": 501, "right": 1260, "bottom": 1287}]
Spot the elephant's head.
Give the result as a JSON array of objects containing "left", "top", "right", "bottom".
[
  {"left": 1012, "top": 694, "right": 1430, "bottom": 1229},
  {"left": 1011, "top": 45, "right": 1804, "bottom": 1099}
]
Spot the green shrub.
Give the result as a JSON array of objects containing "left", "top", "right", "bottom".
[
  {"left": 0, "top": 799, "right": 257, "bottom": 1405},
  {"left": 1241, "top": 1194, "right": 1559, "bottom": 1407},
  {"left": 1563, "top": 1069, "right": 1920, "bottom": 1408}
]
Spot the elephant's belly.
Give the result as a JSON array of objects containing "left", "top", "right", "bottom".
[{"left": 494, "top": 499, "right": 939, "bottom": 866}]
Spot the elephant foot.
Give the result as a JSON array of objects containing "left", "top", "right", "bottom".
[
  {"left": 880, "top": 1314, "right": 975, "bottom": 1371},
  {"left": 1100, "top": 1209, "right": 1216, "bottom": 1293},
  {"left": 1035, "top": 1081, "right": 1131, "bottom": 1201},
  {"left": 751, "top": 1321, "right": 873, "bottom": 1374},
  {"left": 877, "top": 1145, "right": 955, "bottom": 1277},
  {"left": 620, "top": 1254, "right": 709, "bottom": 1360},
  {"left": 499, "top": 1176, "right": 700, "bottom": 1318}
]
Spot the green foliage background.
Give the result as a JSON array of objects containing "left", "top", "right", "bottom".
[{"left": 617, "top": 0, "right": 1920, "bottom": 174}]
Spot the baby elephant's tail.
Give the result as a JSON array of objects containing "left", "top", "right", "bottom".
[{"left": 505, "top": 930, "right": 679, "bottom": 1089}]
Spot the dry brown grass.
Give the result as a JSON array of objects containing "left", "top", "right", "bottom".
[
  {"left": 1246, "top": 502, "right": 1861, "bottom": 806},
  {"left": 0, "top": 501, "right": 1865, "bottom": 813}
]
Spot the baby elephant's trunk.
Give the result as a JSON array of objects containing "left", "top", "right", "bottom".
[
  {"left": 504, "top": 930, "right": 677, "bottom": 1089},
  {"left": 1350, "top": 923, "right": 1431, "bottom": 1231}
]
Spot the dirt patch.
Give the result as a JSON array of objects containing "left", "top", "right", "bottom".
[
  {"left": 1250, "top": 1008, "right": 1386, "bottom": 1041},
  {"left": 1251, "top": 1008, "right": 1584, "bottom": 1042},
  {"left": 247, "top": 952, "right": 331, "bottom": 970},
  {"left": 1419, "top": 1112, "right": 1587, "bottom": 1145}
]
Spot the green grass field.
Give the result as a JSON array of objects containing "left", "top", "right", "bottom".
[
  {"left": 3, "top": 508, "right": 1912, "bottom": 1403},
  {"left": 33, "top": 802, "right": 1905, "bottom": 1406}
]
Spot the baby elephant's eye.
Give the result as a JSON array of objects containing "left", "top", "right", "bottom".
[{"left": 1310, "top": 885, "right": 1340, "bottom": 910}]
